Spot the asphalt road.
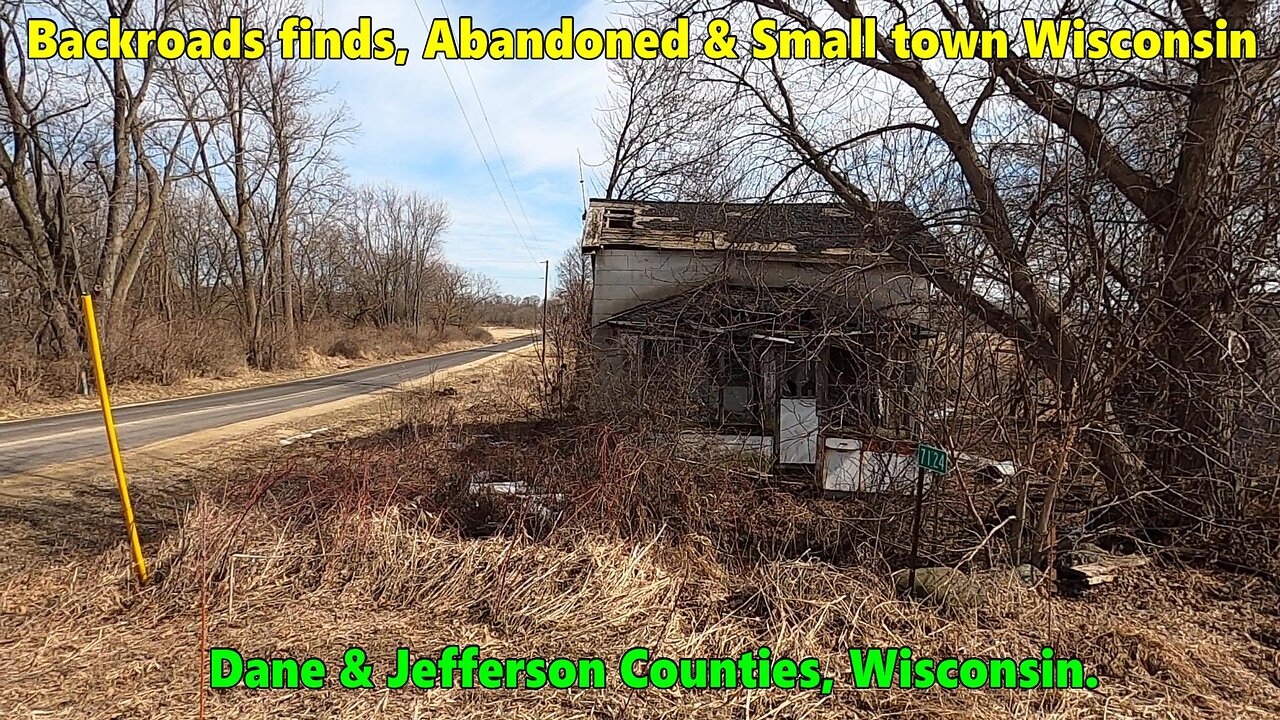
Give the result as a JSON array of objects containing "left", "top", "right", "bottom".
[{"left": 0, "top": 337, "right": 533, "bottom": 476}]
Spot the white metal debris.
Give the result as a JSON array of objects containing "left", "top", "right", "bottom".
[
  {"left": 466, "top": 472, "right": 565, "bottom": 521},
  {"left": 279, "top": 427, "right": 330, "bottom": 446}
]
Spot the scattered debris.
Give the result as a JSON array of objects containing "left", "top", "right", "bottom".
[
  {"left": 1058, "top": 553, "right": 1150, "bottom": 593},
  {"left": 955, "top": 451, "right": 1018, "bottom": 482},
  {"left": 1248, "top": 624, "right": 1280, "bottom": 651},
  {"left": 891, "top": 567, "right": 983, "bottom": 614},
  {"left": 1014, "top": 563, "right": 1043, "bottom": 586},
  {"left": 465, "top": 471, "right": 565, "bottom": 522},
  {"left": 1059, "top": 541, "right": 1109, "bottom": 567},
  {"left": 279, "top": 427, "right": 330, "bottom": 446}
]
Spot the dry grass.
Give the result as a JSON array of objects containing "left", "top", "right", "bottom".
[
  {"left": 0, "top": 325, "right": 528, "bottom": 422},
  {"left": 302, "top": 320, "right": 501, "bottom": 362},
  {"left": 1, "top": 356, "right": 1277, "bottom": 719}
]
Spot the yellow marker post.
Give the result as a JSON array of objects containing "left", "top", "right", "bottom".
[{"left": 82, "top": 294, "right": 148, "bottom": 585}]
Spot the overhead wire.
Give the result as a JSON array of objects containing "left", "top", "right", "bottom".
[
  {"left": 408, "top": 0, "right": 539, "bottom": 263},
  {"left": 437, "top": 0, "right": 542, "bottom": 250}
]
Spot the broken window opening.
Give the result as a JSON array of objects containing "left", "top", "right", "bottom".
[
  {"left": 717, "top": 341, "right": 767, "bottom": 432},
  {"left": 781, "top": 357, "right": 817, "bottom": 398},
  {"left": 604, "top": 208, "right": 635, "bottom": 230},
  {"left": 624, "top": 334, "right": 719, "bottom": 422},
  {"left": 638, "top": 335, "right": 676, "bottom": 366},
  {"left": 825, "top": 341, "right": 917, "bottom": 436}
]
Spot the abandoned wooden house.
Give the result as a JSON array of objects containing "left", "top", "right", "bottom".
[{"left": 580, "top": 199, "right": 944, "bottom": 492}]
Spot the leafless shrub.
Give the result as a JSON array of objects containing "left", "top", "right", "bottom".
[
  {"left": 5, "top": 404, "right": 1275, "bottom": 717},
  {"left": 325, "top": 337, "right": 365, "bottom": 361},
  {"left": 104, "top": 314, "right": 246, "bottom": 385},
  {"left": 0, "top": 341, "right": 80, "bottom": 400}
]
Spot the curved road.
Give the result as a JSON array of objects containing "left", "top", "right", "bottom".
[{"left": 0, "top": 337, "right": 533, "bottom": 476}]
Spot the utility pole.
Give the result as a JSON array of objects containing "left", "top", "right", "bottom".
[
  {"left": 541, "top": 259, "right": 550, "bottom": 383},
  {"left": 577, "top": 149, "right": 588, "bottom": 218}
]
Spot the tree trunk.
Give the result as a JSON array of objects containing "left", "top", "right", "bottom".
[{"left": 275, "top": 138, "right": 296, "bottom": 354}]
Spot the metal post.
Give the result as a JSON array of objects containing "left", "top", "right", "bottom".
[
  {"left": 907, "top": 465, "right": 927, "bottom": 591},
  {"left": 82, "top": 294, "right": 149, "bottom": 585}
]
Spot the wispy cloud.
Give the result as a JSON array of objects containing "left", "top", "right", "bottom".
[{"left": 308, "top": 0, "right": 615, "bottom": 295}]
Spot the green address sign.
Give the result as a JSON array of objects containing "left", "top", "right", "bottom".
[{"left": 917, "top": 443, "right": 949, "bottom": 475}]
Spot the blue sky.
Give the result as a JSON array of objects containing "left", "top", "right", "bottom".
[{"left": 312, "top": 0, "right": 615, "bottom": 296}]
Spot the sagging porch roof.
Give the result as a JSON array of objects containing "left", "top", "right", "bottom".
[{"left": 600, "top": 282, "right": 935, "bottom": 341}]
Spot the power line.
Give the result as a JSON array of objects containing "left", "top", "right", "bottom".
[
  {"left": 409, "top": 0, "right": 538, "bottom": 263},
  {"left": 437, "top": 0, "right": 541, "bottom": 249},
  {"left": 450, "top": 258, "right": 546, "bottom": 265}
]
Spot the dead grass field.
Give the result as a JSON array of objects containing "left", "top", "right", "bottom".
[
  {"left": 0, "top": 326, "right": 533, "bottom": 422},
  {"left": 1, "top": 352, "right": 1278, "bottom": 719}
]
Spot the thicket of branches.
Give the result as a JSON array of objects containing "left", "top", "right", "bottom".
[
  {"left": 0, "top": 0, "right": 503, "bottom": 397},
  {"left": 595, "top": 0, "right": 1280, "bottom": 556}
]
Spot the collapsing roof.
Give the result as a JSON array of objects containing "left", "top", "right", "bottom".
[
  {"left": 582, "top": 199, "right": 942, "bottom": 256},
  {"left": 602, "top": 282, "right": 935, "bottom": 341}
]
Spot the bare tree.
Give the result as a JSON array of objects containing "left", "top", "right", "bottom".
[
  {"left": 175, "top": 0, "right": 278, "bottom": 365},
  {"left": 599, "top": 56, "right": 752, "bottom": 201},
  {"left": 0, "top": 1, "right": 93, "bottom": 357},
  {"left": 56, "top": 0, "right": 190, "bottom": 337},
  {"left": 342, "top": 183, "right": 451, "bottom": 329},
  {"left": 0, "top": 1, "right": 529, "bottom": 400},
  {"left": 255, "top": 25, "right": 355, "bottom": 353},
  {"left": 617, "top": 0, "right": 1280, "bottom": 541}
]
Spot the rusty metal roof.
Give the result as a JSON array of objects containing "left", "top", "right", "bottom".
[{"left": 583, "top": 199, "right": 941, "bottom": 256}]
